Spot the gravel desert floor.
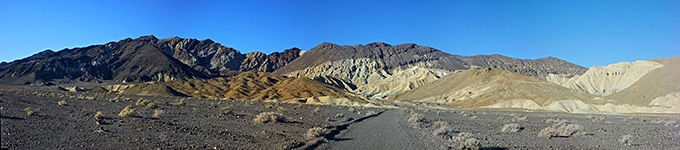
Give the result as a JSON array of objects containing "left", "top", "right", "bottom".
[{"left": 1, "top": 85, "right": 679, "bottom": 149}]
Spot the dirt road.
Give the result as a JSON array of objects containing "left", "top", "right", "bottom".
[{"left": 320, "top": 110, "right": 441, "bottom": 150}]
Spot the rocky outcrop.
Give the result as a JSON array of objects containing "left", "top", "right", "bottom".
[
  {"left": 240, "top": 48, "right": 302, "bottom": 72},
  {"left": 547, "top": 60, "right": 663, "bottom": 96},
  {"left": 157, "top": 37, "right": 301, "bottom": 75}
]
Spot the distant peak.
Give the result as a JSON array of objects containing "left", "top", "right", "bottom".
[
  {"left": 135, "top": 35, "right": 158, "bottom": 41},
  {"left": 366, "top": 42, "right": 391, "bottom": 47},
  {"left": 315, "top": 42, "right": 340, "bottom": 49}
]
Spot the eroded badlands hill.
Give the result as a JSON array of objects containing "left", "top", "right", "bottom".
[
  {"left": 97, "top": 71, "right": 368, "bottom": 106},
  {"left": 389, "top": 68, "right": 601, "bottom": 108}
]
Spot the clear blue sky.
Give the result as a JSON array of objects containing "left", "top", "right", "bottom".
[{"left": 1, "top": 0, "right": 678, "bottom": 67}]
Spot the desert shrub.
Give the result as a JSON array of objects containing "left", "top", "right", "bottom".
[
  {"left": 24, "top": 107, "right": 37, "bottom": 116},
  {"left": 501, "top": 123, "right": 521, "bottom": 132},
  {"left": 449, "top": 132, "right": 481, "bottom": 150},
  {"left": 221, "top": 107, "right": 232, "bottom": 115},
  {"left": 433, "top": 125, "right": 455, "bottom": 139},
  {"left": 209, "top": 102, "right": 217, "bottom": 108},
  {"left": 365, "top": 110, "right": 377, "bottom": 116},
  {"left": 513, "top": 116, "right": 528, "bottom": 122},
  {"left": 305, "top": 127, "right": 330, "bottom": 139},
  {"left": 118, "top": 105, "right": 135, "bottom": 117},
  {"left": 94, "top": 111, "right": 104, "bottom": 120},
  {"left": 136, "top": 98, "right": 152, "bottom": 106},
  {"left": 335, "top": 113, "right": 345, "bottom": 118},
  {"left": 145, "top": 102, "right": 158, "bottom": 109},
  {"left": 408, "top": 112, "right": 425, "bottom": 124},
  {"left": 173, "top": 99, "right": 185, "bottom": 106},
  {"left": 265, "top": 103, "right": 274, "bottom": 109},
  {"left": 538, "top": 122, "right": 584, "bottom": 138},
  {"left": 470, "top": 116, "right": 478, "bottom": 120},
  {"left": 58, "top": 100, "right": 67, "bottom": 106},
  {"left": 349, "top": 107, "right": 356, "bottom": 113},
  {"left": 277, "top": 107, "right": 286, "bottom": 112},
  {"left": 432, "top": 121, "right": 449, "bottom": 129},
  {"left": 313, "top": 107, "right": 321, "bottom": 113},
  {"left": 152, "top": 109, "right": 164, "bottom": 118},
  {"left": 619, "top": 134, "right": 632, "bottom": 146},
  {"left": 253, "top": 112, "right": 286, "bottom": 123}
]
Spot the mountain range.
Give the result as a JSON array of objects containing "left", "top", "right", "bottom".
[{"left": 1, "top": 35, "right": 677, "bottom": 113}]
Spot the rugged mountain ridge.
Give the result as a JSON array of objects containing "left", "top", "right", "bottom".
[
  {"left": 0, "top": 37, "right": 207, "bottom": 84},
  {"left": 0, "top": 36, "right": 301, "bottom": 84},
  {"left": 157, "top": 36, "right": 302, "bottom": 74},
  {"left": 275, "top": 42, "right": 587, "bottom": 99}
]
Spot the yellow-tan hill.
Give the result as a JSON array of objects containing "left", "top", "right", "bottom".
[
  {"left": 116, "top": 71, "right": 366, "bottom": 103},
  {"left": 390, "top": 68, "right": 603, "bottom": 108}
]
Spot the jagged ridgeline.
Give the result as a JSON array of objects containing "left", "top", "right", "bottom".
[
  {"left": 0, "top": 36, "right": 586, "bottom": 86},
  {"left": 0, "top": 35, "right": 302, "bottom": 84},
  {"left": 275, "top": 42, "right": 587, "bottom": 99}
]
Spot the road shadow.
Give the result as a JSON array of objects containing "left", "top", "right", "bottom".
[{"left": 0, "top": 116, "right": 24, "bottom": 120}]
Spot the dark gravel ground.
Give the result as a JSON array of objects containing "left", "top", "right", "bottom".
[
  {"left": 2, "top": 85, "right": 679, "bottom": 149},
  {"left": 0, "top": 85, "right": 374, "bottom": 149},
  {"left": 408, "top": 108, "right": 680, "bottom": 149}
]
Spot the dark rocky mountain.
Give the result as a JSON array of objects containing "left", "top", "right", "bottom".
[
  {"left": 454, "top": 55, "right": 587, "bottom": 80},
  {"left": 0, "top": 36, "right": 301, "bottom": 84},
  {"left": 0, "top": 37, "right": 206, "bottom": 84},
  {"left": 275, "top": 42, "right": 587, "bottom": 80}
]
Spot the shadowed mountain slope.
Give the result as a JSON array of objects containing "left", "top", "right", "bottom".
[
  {"left": 0, "top": 36, "right": 301, "bottom": 84},
  {"left": 0, "top": 36, "right": 207, "bottom": 84}
]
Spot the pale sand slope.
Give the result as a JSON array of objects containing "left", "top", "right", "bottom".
[
  {"left": 285, "top": 58, "right": 451, "bottom": 99},
  {"left": 390, "top": 68, "right": 604, "bottom": 108},
  {"left": 546, "top": 60, "right": 663, "bottom": 96},
  {"left": 354, "top": 66, "right": 450, "bottom": 99},
  {"left": 606, "top": 56, "right": 680, "bottom": 106}
]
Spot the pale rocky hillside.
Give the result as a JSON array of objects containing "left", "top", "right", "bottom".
[{"left": 547, "top": 60, "right": 663, "bottom": 96}]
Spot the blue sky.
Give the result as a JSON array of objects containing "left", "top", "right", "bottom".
[{"left": 1, "top": 0, "right": 678, "bottom": 67}]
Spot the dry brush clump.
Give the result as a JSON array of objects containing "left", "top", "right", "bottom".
[
  {"left": 94, "top": 111, "right": 104, "bottom": 120},
  {"left": 501, "top": 123, "right": 522, "bottom": 132},
  {"left": 305, "top": 127, "right": 330, "bottom": 139},
  {"left": 152, "top": 109, "right": 164, "bottom": 118},
  {"left": 619, "top": 134, "right": 632, "bottom": 146},
  {"left": 118, "top": 105, "right": 136, "bottom": 117},
  {"left": 58, "top": 100, "right": 67, "bottom": 106},
  {"left": 365, "top": 110, "right": 377, "bottom": 116},
  {"left": 24, "top": 107, "right": 38, "bottom": 116},
  {"left": 253, "top": 112, "right": 287, "bottom": 123},
  {"left": 433, "top": 124, "right": 456, "bottom": 139},
  {"left": 447, "top": 132, "right": 481, "bottom": 150},
  {"left": 538, "top": 121, "right": 584, "bottom": 138},
  {"left": 220, "top": 107, "right": 232, "bottom": 115},
  {"left": 408, "top": 112, "right": 426, "bottom": 128}
]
